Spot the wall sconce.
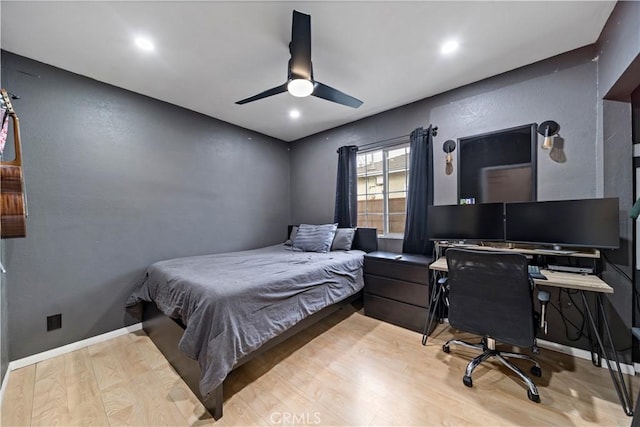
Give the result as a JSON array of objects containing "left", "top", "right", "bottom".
[
  {"left": 443, "top": 140, "right": 456, "bottom": 175},
  {"left": 537, "top": 120, "right": 559, "bottom": 150}
]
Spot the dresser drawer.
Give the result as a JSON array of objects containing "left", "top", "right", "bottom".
[
  {"left": 364, "top": 274, "right": 429, "bottom": 308},
  {"left": 364, "top": 293, "right": 427, "bottom": 333},
  {"left": 364, "top": 258, "right": 429, "bottom": 284}
]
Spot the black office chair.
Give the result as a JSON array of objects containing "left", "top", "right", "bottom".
[{"left": 443, "top": 248, "right": 542, "bottom": 402}]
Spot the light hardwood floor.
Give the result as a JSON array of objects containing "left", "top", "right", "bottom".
[{"left": 1, "top": 305, "right": 636, "bottom": 426}]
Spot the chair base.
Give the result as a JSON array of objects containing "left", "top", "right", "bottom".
[{"left": 443, "top": 337, "right": 541, "bottom": 403}]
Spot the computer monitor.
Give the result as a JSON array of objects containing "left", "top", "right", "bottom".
[
  {"left": 505, "top": 198, "right": 620, "bottom": 249},
  {"left": 428, "top": 203, "right": 505, "bottom": 242}
]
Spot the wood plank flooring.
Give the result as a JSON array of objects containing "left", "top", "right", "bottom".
[{"left": 1, "top": 305, "right": 636, "bottom": 426}]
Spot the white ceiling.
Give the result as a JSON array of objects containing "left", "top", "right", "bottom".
[{"left": 1, "top": 1, "right": 615, "bottom": 142}]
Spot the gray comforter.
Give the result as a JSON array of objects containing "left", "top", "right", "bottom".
[{"left": 126, "top": 244, "right": 365, "bottom": 397}]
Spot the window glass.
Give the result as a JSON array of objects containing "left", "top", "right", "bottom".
[{"left": 357, "top": 143, "right": 410, "bottom": 236}]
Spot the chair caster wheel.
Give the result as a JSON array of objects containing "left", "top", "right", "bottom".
[
  {"left": 527, "top": 390, "right": 540, "bottom": 403},
  {"left": 463, "top": 375, "right": 473, "bottom": 387},
  {"left": 443, "top": 345, "right": 450, "bottom": 353},
  {"left": 530, "top": 366, "right": 542, "bottom": 377}
]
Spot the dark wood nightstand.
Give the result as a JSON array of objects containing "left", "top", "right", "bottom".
[{"left": 363, "top": 251, "right": 433, "bottom": 332}]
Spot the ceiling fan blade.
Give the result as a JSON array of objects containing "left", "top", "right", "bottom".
[
  {"left": 237, "top": 11, "right": 363, "bottom": 108},
  {"left": 289, "top": 10, "right": 312, "bottom": 79},
  {"left": 312, "top": 81, "right": 363, "bottom": 108},
  {"left": 235, "top": 83, "right": 288, "bottom": 105}
]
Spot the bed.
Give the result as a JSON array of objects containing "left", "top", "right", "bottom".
[{"left": 126, "top": 226, "right": 377, "bottom": 419}]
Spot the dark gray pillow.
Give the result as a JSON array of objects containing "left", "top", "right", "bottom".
[
  {"left": 293, "top": 223, "right": 338, "bottom": 253},
  {"left": 331, "top": 228, "right": 356, "bottom": 251}
]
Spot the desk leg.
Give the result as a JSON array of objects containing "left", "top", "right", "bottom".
[
  {"left": 585, "top": 295, "right": 602, "bottom": 368},
  {"left": 422, "top": 273, "right": 444, "bottom": 345},
  {"left": 581, "top": 291, "right": 634, "bottom": 416}
]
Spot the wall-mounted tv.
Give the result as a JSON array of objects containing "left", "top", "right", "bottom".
[
  {"left": 428, "top": 203, "right": 505, "bottom": 242},
  {"left": 505, "top": 197, "right": 620, "bottom": 249},
  {"left": 458, "top": 124, "right": 537, "bottom": 204}
]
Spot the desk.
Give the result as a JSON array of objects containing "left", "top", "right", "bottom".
[
  {"left": 428, "top": 254, "right": 632, "bottom": 416},
  {"left": 429, "top": 257, "right": 613, "bottom": 293}
]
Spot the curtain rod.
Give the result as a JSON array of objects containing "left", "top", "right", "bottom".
[
  {"left": 356, "top": 125, "right": 438, "bottom": 151},
  {"left": 357, "top": 134, "right": 409, "bottom": 150}
]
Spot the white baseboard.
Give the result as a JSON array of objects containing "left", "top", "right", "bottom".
[
  {"left": 0, "top": 323, "right": 142, "bottom": 407},
  {"left": 8, "top": 323, "right": 142, "bottom": 371},
  {"left": 0, "top": 364, "right": 10, "bottom": 408},
  {"left": 537, "top": 338, "right": 636, "bottom": 375}
]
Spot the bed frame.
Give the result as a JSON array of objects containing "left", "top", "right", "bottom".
[{"left": 142, "top": 227, "right": 377, "bottom": 420}]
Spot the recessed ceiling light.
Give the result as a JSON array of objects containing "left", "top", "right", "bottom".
[
  {"left": 441, "top": 40, "right": 459, "bottom": 55},
  {"left": 289, "top": 109, "right": 301, "bottom": 119},
  {"left": 134, "top": 36, "right": 155, "bottom": 52}
]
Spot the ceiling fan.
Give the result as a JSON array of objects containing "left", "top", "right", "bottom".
[{"left": 236, "top": 10, "right": 363, "bottom": 108}]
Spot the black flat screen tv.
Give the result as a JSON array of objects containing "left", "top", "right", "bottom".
[
  {"left": 428, "top": 203, "right": 505, "bottom": 242},
  {"left": 505, "top": 198, "right": 620, "bottom": 249}
]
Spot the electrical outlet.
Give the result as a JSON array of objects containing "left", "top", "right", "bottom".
[{"left": 47, "top": 313, "right": 62, "bottom": 331}]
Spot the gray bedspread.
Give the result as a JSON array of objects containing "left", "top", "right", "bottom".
[{"left": 126, "top": 244, "right": 365, "bottom": 397}]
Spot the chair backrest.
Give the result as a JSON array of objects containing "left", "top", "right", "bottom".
[{"left": 446, "top": 248, "right": 536, "bottom": 348}]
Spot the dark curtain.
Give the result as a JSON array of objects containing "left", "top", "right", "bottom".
[
  {"left": 402, "top": 127, "right": 434, "bottom": 255},
  {"left": 334, "top": 145, "right": 359, "bottom": 228}
]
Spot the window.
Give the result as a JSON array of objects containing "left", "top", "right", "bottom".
[{"left": 357, "top": 143, "right": 410, "bottom": 236}]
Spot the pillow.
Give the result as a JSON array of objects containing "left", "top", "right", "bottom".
[
  {"left": 293, "top": 223, "right": 338, "bottom": 253},
  {"left": 331, "top": 228, "right": 356, "bottom": 251},
  {"left": 284, "top": 225, "right": 299, "bottom": 246}
]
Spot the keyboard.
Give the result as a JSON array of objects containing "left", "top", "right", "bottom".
[{"left": 528, "top": 265, "right": 547, "bottom": 280}]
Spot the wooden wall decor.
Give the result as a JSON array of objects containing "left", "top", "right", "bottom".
[{"left": 1, "top": 89, "right": 27, "bottom": 238}]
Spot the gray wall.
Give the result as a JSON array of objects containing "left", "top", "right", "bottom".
[
  {"left": 291, "top": 46, "right": 599, "bottom": 223},
  {"left": 597, "top": 0, "right": 640, "bottom": 362},
  {"left": 597, "top": 0, "right": 640, "bottom": 100},
  {"left": 1, "top": 51, "right": 291, "bottom": 360},
  {"left": 290, "top": 46, "right": 604, "bottom": 352},
  {"left": 601, "top": 99, "right": 633, "bottom": 359}
]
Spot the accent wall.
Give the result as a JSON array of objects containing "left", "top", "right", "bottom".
[{"left": 1, "top": 51, "right": 291, "bottom": 360}]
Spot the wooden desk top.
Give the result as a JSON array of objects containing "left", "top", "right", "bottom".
[{"left": 429, "top": 257, "right": 613, "bottom": 294}]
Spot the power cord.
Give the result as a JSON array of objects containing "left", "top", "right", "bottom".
[
  {"left": 548, "top": 287, "right": 632, "bottom": 352},
  {"left": 601, "top": 251, "right": 633, "bottom": 284},
  {"left": 548, "top": 288, "right": 588, "bottom": 342}
]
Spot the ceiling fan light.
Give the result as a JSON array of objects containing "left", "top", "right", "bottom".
[{"left": 287, "top": 79, "right": 314, "bottom": 97}]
